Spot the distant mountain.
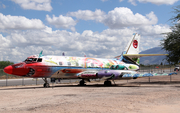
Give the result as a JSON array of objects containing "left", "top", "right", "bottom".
[{"left": 139, "top": 47, "right": 168, "bottom": 65}]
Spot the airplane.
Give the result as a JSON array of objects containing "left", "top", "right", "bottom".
[{"left": 3, "top": 33, "right": 175, "bottom": 87}]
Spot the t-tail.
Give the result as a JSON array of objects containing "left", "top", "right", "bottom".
[
  {"left": 123, "top": 33, "right": 140, "bottom": 65},
  {"left": 115, "top": 33, "right": 167, "bottom": 65},
  {"left": 115, "top": 33, "right": 140, "bottom": 65}
]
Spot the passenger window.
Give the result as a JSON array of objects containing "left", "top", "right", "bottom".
[
  {"left": 59, "top": 62, "right": 63, "bottom": 66},
  {"left": 76, "top": 62, "right": 79, "bottom": 66},
  {"left": 67, "top": 62, "right": 71, "bottom": 66},
  {"left": 91, "top": 63, "right": 94, "bottom": 67},
  {"left": 116, "top": 65, "right": 119, "bottom": 69},
  {"left": 37, "top": 58, "right": 42, "bottom": 62}
]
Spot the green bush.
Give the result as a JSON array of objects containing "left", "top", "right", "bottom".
[{"left": 0, "top": 61, "right": 14, "bottom": 69}]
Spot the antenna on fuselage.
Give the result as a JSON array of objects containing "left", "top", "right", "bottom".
[
  {"left": 62, "top": 52, "right": 65, "bottom": 56},
  {"left": 39, "top": 51, "right": 43, "bottom": 58}
]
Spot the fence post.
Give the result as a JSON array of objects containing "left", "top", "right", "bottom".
[
  {"left": 6, "top": 74, "right": 8, "bottom": 86},
  {"left": 22, "top": 77, "right": 24, "bottom": 86},
  {"left": 36, "top": 78, "right": 37, "bottom": 85},
  {"left": 170, "top": 75, "right": 171, "bottom": 83}
]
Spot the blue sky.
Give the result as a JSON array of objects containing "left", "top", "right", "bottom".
[{"left": 0, "top": 0, "right": 179, "bottom": 62}]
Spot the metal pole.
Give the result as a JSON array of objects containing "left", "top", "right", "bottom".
[
  {"left": 170, "top": 65, "right": 171, "bottom": 72},
  {"left": 22, "top": 77, "right": 24, "bottom": 86},
  {"left": 170, "top": 75, "right": 171, "bottom": 82},
  {"left": 6, "top": 74, "right": 8, "bottom": 86},
  {"left": 36, "top": 78, "right": 37, "bottom": 85}
]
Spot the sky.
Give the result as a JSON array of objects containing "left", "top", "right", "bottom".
[{"left": 0, "top": 0, "right": 179, "bottom": 63}]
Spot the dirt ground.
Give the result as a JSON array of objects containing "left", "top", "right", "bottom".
[{"left": 1, "top": 74, "right": 180, "bottom": 113}]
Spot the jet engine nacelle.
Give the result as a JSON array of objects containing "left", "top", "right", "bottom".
[
  {"left": 110, "top": 64, "right": 139, "bottom": 71},
  {"left": 77, "top": 71, "right": 98, "bottom": 79},
  {"left": 110, "top": 65, "right": 128, "bottom": 70}
]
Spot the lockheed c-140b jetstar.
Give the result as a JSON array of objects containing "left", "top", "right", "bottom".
[{"left": 3, "top": 33, "right": 175, "bottom": 87}]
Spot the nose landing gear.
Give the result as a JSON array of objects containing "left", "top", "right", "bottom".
[{"left": 42, "top": 78, "right": 50, "bottom": 87}]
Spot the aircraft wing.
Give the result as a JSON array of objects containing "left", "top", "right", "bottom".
[
  {"left": 96, "top": 70, "right": 177, "bottom": 80},
  {"left": 123, "top": 72, "right": 177, "bottom": 78}
]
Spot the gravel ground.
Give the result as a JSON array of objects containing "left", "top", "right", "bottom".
[{"left": 1, "top": 74, "right": 180, "bottom": 113}]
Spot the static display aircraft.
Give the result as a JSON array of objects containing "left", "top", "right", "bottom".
[{"left": 3, "top": 33, "right": 175, "bottom": 87}]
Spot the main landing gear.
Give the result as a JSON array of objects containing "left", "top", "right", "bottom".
[
  {"left": 104, "top": 80, "right": 112, "bottom": 86},
  {"left": 42, "top": 78, "right": 50, "bottom": 87},
  {"left": 79, "top": 79, "right": 86, "bottom": 86},
  {"left": 79, "top": 79, "right": 90, "bottom": 86}
]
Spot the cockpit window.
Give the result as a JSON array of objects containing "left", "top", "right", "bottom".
[
  {"left": 33, "top": 58, "right": 37, "bottom": 62},
  {"left": 25, "top": 58, "right": 34, "bottom": 62},
  {"left": 37, "top": 58, "right": 42, "bottom": 62},
  {"left": 24, "top": 58, "right": 42, "bottom": 63}
]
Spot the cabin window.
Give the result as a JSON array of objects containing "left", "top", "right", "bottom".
[
  {"left": 76, "top": 62, "right": 79, "bottom": 66},
  {"left": 37, "top": 58, "right": 42, "bottom": 62},
  {"left": 110, "top": 65, "right": 115, "bottom": 69},
  {"left": 59, "top": 62, "right": 63, "bottom": 66},
  {"left": 116, "top": 65, "right": 119, "bottom": 69},
  {"left": 91, "top": 63, "right": 94, "bottom": 67},
  {"left": 67, "top": 62, "right": 71, "bottom": 66}
]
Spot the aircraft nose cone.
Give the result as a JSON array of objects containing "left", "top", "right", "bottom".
[{"left": 4, "top": 65, "right": 13, "bottom": 74}]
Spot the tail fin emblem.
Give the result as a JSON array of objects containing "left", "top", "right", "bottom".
[{"left": 133, "top": 40, "right": 138, "bottom": 48}]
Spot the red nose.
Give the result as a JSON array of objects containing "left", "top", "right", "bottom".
[{"left": 4, "top": 65, "right": 13, "bottom": 74}]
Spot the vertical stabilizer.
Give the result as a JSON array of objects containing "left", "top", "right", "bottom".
[
  {"left": 123, "top": 33, "right": 140, "bottom": 65},
  {"left": 116, "top": 33, "right": 141, "bottom": 65},
  {"left": 124, "top": 33, "right": 140, "bottom": 54}
]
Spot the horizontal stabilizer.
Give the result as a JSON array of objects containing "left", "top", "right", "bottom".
[{"left": 123, "top": 54, "right": 168, "bottom": 58}]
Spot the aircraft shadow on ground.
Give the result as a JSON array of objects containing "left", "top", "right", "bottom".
[{"left": 1, "top": 81, "right": 180, "bottom": 90}]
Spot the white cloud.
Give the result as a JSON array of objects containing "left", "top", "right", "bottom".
[
  {"left": 68, "top": 7, "right": 158, "bottom": 29},
  {"left": 46, "top": 15, "right": 77, "bottom": 30},
  {"left": 128, "top": 0, "right": 137, "bottom": 6},
  {"left": 2, "top": 4, "right": 6, "bottom": 8},
  {"left": 67, "top": 9, "right": 105, "bottom": 22},
  {"left": 0, "top": 23, "right": 171, "bottom": 62},
  {"left": 128, "top": 0, "right": 179, "bottom": 5},
  {"left": 0, "top": 34, "right": 11, "bottom": 48},
  {"left": 0, "top": 13, "right": 45, "bottom": 30},
  {"left": 0, "top": 28, "right": 131, "bottom": 62},
  {"left": 11, "top": 0, "right": 52, "bottom": 11},
  {"left": 103, "top": 7, "right": 158, "bottom": 28},
  {"left": 138, "top": 24, "right": 171, "bottom": 36}
]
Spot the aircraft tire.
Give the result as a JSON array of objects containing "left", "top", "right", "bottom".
[
  {"left": 104, "top": 81, "right": 112, "bottom": 86},
  {"left": 43, "top": 83, "right": 50, "bottom": 87},
  {"left": 79, "top": 80, "right": 85, "bottom": 86}
]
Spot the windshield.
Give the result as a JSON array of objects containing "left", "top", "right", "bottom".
[{"left": 24, "top": 58, "right": 42, "bottom": 63}]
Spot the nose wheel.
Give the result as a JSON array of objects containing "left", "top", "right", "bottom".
[
  {"left": 42, "top": 78, "right": 50, "bottom": 87},
  {"left": 43, "top": 83, "right": 50, "bottom": 87}
]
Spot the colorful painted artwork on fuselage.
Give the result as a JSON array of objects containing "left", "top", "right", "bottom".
[
  {"left": 8, "top": 55, "right": 138, "bottom": 78},
  {"left": 42, "top": 55, "right": 126, "bottom": 69}
]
